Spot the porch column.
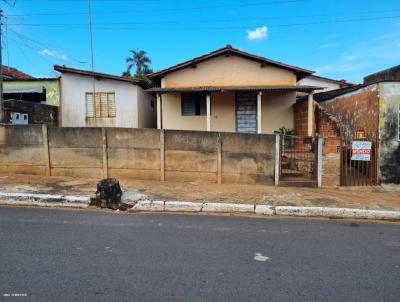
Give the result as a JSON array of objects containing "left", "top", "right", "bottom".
[
  {"left": 206, "top": 93, "right": 211, "bottom": 131},
  {"left": 157, "top": 93, "right": 162, "bottom": 129},
  {"left": 257, "top": 91, "right": 262, "bottom": 134},
  {"left": 307, "top": 92, "right": 314, "bottom": 136}
]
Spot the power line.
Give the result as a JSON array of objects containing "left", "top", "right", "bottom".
[
  {"left": 6, "top": 8, "right": 400, "bottom": 28},
  {"left": 7, "top": 14, "right": 400, "bottom": 31},
  {"left": 7, "top": 0, "right": 310, "bottom": 16},
  {"left": 8, "top": 28, "right": 87, "bottom": 64}
]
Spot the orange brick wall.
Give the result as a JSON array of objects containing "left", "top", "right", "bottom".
[
  {"left": 293, "top": 100, "right": 316, "bottom": 137},
  {"left": 320, "top": 86, "right": 379, "bottom": 139}
]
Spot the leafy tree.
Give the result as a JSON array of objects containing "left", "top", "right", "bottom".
[{"left": 123, "top": 49, "right": 153, "bottom": 82}]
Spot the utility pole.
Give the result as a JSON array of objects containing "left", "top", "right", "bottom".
[
  {"left": 88, "top": 0, "right": 96, "bottom": 100},
  {"left": 0, "top": 9, "right": 4, "bottom": 124}
]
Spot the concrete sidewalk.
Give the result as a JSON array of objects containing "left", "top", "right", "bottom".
[
  {"left": 1, "top": 174, "right": 399, "bottom": 211},
  {"left": 0, "top": 173, "right": 400, "bottom": 220}
]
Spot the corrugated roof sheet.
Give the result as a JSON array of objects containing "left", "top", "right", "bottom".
[{"left": 146, "top": 85, "right": 323, "bottom": 94}]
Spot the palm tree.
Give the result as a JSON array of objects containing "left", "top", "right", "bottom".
[{"left": 124, "top": 50, "right": 152, "bottom": 80}]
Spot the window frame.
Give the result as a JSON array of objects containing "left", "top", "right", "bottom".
[
  {"left": 181, "top": 93, "right": 207, "bottom": 116},
  {"left": 85, "top": 92, "right": 116, "bottom": 118}
]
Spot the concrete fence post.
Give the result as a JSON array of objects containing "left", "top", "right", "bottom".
[
  {"left": 274, "top": 133, "right": 280, "bottom": 186},
  {"left": 317, "top": 136, "right": 324, "bottom": 188},
  {"left": 160, "top": 129, "right": 165, "bottom": 182},
  {"left": 102, "top": 128, "right": 108, "bottom": 179},
  {"left": 42, "top": 124, "right": 51, "bottom": 177},
  {"left": 217, "top": 133, "right": 222, "bottom": 184}
]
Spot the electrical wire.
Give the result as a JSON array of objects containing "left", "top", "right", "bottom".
[
  {"left": 7, "top": 14, "right": 400, "bottom": 31},
  {"left": 7, "top": 0, "right": 310, "bottom": 17}
]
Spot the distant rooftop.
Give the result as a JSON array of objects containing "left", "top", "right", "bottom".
[
  {"left": 1, "top": 65, "right": 35, "bottom": 80},
  {"left": 364, "top": 65, "right": 400, "bottom": 85},
  {"left": 54, "top": 65, "right": 142, "bottom": 84}
]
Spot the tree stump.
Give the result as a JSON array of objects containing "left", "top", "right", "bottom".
[{"left": 95, "top": 178, "right": 123, "bottom": 210}]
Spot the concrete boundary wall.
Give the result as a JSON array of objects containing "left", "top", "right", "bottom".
[{"left": 0, "top": 125, "right": 277, "bottom": 185}]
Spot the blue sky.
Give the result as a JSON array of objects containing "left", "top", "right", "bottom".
[{"left": 2, "top": 0, "right": 400, "bottom": 82}]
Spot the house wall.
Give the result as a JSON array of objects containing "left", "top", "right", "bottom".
[
  {"left": 261, "top": 91, "right": 296, "bottom": 134},
  {"left": 293, "top": 100, "right": 315, "bottom": 136},
  {"left": 162, "top": 93, "right": 207, "bottom": 131},
  {"left": 60, "top": 73, "right": 151, "bottom": 128},
  {"left": 4, "top": 79, "right": 61, "bottom": 106},
  {"left": 163, "top": 55, "right": 297, "bottom": 88},
  {"left": 319, "top": 84, "right": 380, "bottom": 137},
  {"left": 137, "top": 87, "right": 156, "bottom": 128},
  {"left": 162, "top": 91, "right": 295, "bottom": 134},
  {"left": 378, "top": 82, "right": 400, "bottom": 184},
  {"left": 0, "top": 125, "right": 277, "bottom": 185},
  {"left": 210, "top": 92, "right": 236, "bottom": 132}
]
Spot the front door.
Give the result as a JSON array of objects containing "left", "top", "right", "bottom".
[{"left": 236, "top": 92, "right": 257, "bottom": 133}]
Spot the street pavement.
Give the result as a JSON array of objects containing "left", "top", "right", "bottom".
[{"left": 0, "top": 206, "right": 399, "bottom": 302}]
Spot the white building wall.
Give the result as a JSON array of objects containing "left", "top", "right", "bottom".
[
  {"left": 60, "top": 73, "right": 149, "bottom": 128},
  {"left": 299, "top": 77, "right": 341, "bottom": 92},
  {"left": 137, "top": 87, "right": 156, "bottom": 128}
]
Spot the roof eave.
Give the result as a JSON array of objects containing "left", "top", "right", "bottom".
[{"left": 147, "top": 46, "right": 314, "bottom": 79}]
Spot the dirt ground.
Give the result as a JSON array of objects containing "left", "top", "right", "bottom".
[{"left": 0, "top": 174, "right": 399, "bottom": 211}]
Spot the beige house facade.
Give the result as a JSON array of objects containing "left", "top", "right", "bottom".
[{"left": 148, "top": 45, "right": 322, "bottom": 135}]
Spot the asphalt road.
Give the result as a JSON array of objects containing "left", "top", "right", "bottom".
[{"left": 0, "top": 207, "right": 399, "bottom": 302}]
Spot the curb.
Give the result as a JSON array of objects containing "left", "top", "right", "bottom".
[
  {"left": 0, "top": 192, "right": 90, "bottom": 209},
  {"left": 0, "top": 192, "right": 399, "bottom": 221},
  {"left": 128, "top": 200, "right": 399, "bottom": 221}
]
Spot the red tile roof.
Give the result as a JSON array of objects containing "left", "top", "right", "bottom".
[{"left": 1, "top": 65, "right": 35, "bottom": 80}]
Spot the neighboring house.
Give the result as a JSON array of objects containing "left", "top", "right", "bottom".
[
  {"left": 147, "top": 45, "right": 322, "bottom": 135},
  {"left": 4, "top": 78, "right": 61, "bottom": 106},
  {"left": 297, "top": 65, "right": 400, "bottom": 184},
  {"left": 1, "top": 65, "right": 35, "bottom": 80},
  {"left": 2, "top": 99, "right": 58, "bottom": 126},
  {"left": 1, "top": 66, "right": 59, "bottom": 126},
  {"left": 298, "top": 75, "right": 355, "bottom": 93},
  {"left": 54, "top": 65, "right": 155, "bottom": 128}
]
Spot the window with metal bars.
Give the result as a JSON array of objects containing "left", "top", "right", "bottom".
[
  {"left": 86, "top": 92, "right": 116, "bottom": 118},
  {"left": 181, "top": 93, "right": 206, "bottom": 116}
]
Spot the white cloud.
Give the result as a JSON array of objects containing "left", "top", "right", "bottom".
[
  {"left": 373, "top": 33, "right": 397, "bottom": 41},
  {"left": 343, "top": 54, "right": 358, "bottom": 61},
  {"left": 39, "top": 49, "right": 68, "bottom": 61},
  {"left": 247, "top": 26, "right": 268, "bottom": 41},
  {"left": 319, "top": 43, "right": 339, "bottom": 49},
  {"left": 315, "top": 39, "right": 400, "bottom": 82}
]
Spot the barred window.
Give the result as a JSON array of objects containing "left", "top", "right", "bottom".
[
  {"left": 86, "top": 92, "right": 116, "bottom": 118},
  {"left": 181, "top": 93, "right": 206, "bottom": 116}
]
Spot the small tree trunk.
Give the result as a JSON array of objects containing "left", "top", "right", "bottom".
[{"left": 95, "top": 178, "right": 122, "bottom": 210}]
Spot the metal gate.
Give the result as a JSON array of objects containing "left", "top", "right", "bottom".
[
  {"left": 340, "top": 133, "right": 378, "bottom": 186},
  {"left": 280, "top": 135, "right": 317, "bottom": 180}
]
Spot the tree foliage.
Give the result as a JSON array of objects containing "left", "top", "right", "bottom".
[{"left": 123, "top": 49, "right": 153, "bottom": 83}]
